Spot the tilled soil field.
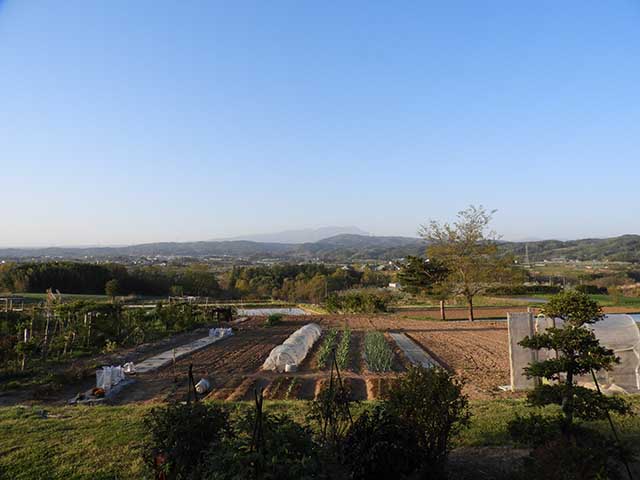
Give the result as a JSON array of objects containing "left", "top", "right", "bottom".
[
  {"left": 405, "top": 321, "right": 510, "bottom": 399},
  {"left": 110, "top": 315, "right": 511, "bottom": 404}
]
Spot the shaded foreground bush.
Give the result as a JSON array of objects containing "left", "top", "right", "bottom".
[
  {"left": 144, "top": 366, "right": 469, "bottom": 479},
  {"left": 510, "top": 419, "right": 632, "bottom": 480},
  {"left": 144, "top": 402, "right": 231, "bottom": 479},
  {"left": 384, "top": 367, "right": 470, "bottom": 476},
  {"left": 203, "top": 409, "right": 322, "bottom": 480}
]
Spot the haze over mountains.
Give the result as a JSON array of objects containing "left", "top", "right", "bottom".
[
  {"left": 220, "top": 226, "right": 370, "bottom": 244},
  {"left": 0, "top": 232, "right": 639, "bottom": 263}
]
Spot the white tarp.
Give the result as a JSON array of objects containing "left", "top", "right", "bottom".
[
  {"left": 262, "top": 323, "right": 321, "bottom": 372},
  {"left": 209, "top": 327, "right": 234, "bottom": 339},
  {"left": 96, "top": 366, "right": 125, "bottom": 391}
]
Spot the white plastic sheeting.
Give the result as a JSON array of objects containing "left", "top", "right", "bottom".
[
  {"left": 509, "top": 313, "right": 640, "bottom": 393},
  {"left": 585, "top": 315, "right": 640, "bottom": 392},
  {"left": 263, "top": 323, "right": 322, "bottom": 372},
  {"left": 123, "top": 362, "right": 136, "bottom": 374},
  {"left": 209, "top": 327, "right": 234, "bottom": 339},
  {"left": 96, "top": 366, "right": 126, "bottom": 391}
]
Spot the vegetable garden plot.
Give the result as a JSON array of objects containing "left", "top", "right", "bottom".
[{"left": 75, "top": 316, "right": 512, "bottom": 404}]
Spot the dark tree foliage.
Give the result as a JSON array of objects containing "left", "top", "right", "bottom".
[
  {"left": 141, "top": 367, "right": 470, "bottom": 480},
  {"left": 227, "top": 264, "right": 386, "bottom": 302},
  {"left": 575, "top": 284, "right": 609, "bottom": 295},
  {"left": 398, "top": 255, "right": 451, "bottom": 319},
  {"left": 0, "top": 261, "right": 222, "bottom": 297},
  {"left": 104, "top": 278, "right": 120, "bottom": 299},
  {"left": 202, "top": 410, "right": 323, "bottom": 480},
  {"left": 515, "top": 427, "right": 631, "bottom": 480},
  {"left": 341, "top": 405, "right": 422, "bottom": 480},
  {"left": 324, "top": 290, "right": 389, "bottom": 314},
  {"left": 397, "top": 255, "right": 449, "bottom": 295},
  {"left": 144, "top": 403, "right": 231, "bottom": 480},
  {"left": 385, "top": 366, "right": 470, "bottom": 476}
]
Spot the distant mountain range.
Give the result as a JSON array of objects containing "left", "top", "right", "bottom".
[
  {"left": 221, "top": 226, "right": 369, "bottom": 244},
  {"left": 0, "top": 234, "right": 639, "bottom": 263}
]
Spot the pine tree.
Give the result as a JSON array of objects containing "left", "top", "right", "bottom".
[{"left": 519, "top": 291, "right": 630, "bottom": 435}]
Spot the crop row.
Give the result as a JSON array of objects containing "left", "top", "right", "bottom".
[
  {"left": 364, "top": 331, "right": 393, "bottom": 372},
  {"left": 335, "top": 326, "right": 351, "bottom": 370},
  {"left": 317, "top": 328, "right": 338, "bottom": 368}
]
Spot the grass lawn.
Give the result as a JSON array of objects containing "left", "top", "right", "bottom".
[
  {"left": 3, "top": 397, "right": 640, "bottom": 479},
  {"left": 509, "top": 293, "right": 640, "bottom": 309},
  {"left": 396, "top": 294, "right": 640, "bottom": 318},
  {"left": 588, "top": 294, "right": 640, "bottom": 308}
]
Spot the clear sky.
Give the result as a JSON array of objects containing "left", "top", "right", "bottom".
[{"left": 1, "top": 1, "right": 639, "bottom": 246}]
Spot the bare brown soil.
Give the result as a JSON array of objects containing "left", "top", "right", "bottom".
[
  {"left": 9, "top": 314, "right": 513, "bottom": 405},
  {"left": 406, "top": 321, "right": 510, "bottom": 399},
  {"left": 108, "top": 315, "right": 512, "bottom": 403}
]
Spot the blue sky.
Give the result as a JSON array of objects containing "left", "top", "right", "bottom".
[{"left": 1, "top": 1, "right": 639, "bottom": 246}]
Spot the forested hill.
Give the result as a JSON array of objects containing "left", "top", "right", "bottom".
[
  {"left": 0, "top": 234, "right": 639, "bottom": 262},
  {"left": 500, "top": 234, "right": 640, "bottom": 263}
]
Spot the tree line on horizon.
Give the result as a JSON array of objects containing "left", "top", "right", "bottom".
[{"left": 0, "top": 261, "right": 390, "bottom": 304}]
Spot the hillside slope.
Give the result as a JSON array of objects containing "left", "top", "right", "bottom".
[{"left": 1, "top": 234, "right": 638, "bottom": 262}]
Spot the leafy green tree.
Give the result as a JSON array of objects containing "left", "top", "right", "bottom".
[
  {"left": 518, "top": 291, "right": 630, "bottom": 433},
  {"left": 420, "top": 205, "right": 516, "bottom": 321},
  {"left": 398, "top": 256, "right": 450, "bottom": 320},
  {"left": 105, "top": 279, "right": 120, "bottom": 302}
]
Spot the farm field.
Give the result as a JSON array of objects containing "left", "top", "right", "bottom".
[
  {"left": 98, "top": 314, "right": 512, "bottom": 403},
  {"left": 8, "top": 306, "right": 640, "bottom": 406}
]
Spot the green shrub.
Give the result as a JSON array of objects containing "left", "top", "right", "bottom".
[
  {"left": 202, "top": 410, "right": 323, "bottom": 480},
  {"left": 386, "top": 366, "right": 470, "bottom": 477},
  {"left": 518, "top": 428, "right": 630, "bottom": 480},
  {"left": 325, "top": 290, "right": 389, "bottom": 314},
  {"left": 363, "top": 331, "right": 393, "bottom": 372},
  {"left": 144, "top": 403, "right": 231, "bottom": 479},
  {"left": 307, "top": 380, "right": 353, "bottom": 449},
  {"left": 265, "top": 313, "right": 283, "bottom": 326},
  {"left": 342, "top": 404, "right": 422, "bottom": 480}
]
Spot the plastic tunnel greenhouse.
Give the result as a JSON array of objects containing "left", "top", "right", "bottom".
[
  {"left": 263, "top": 323, "right": 322, "bottom": 372},
  {"left": 509, "top": 313, "right": 640, "bottom": 393}
]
